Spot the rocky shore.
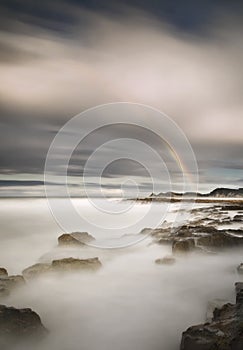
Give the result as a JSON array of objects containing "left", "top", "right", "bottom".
[
  {"left": 0, "top": 200, "right": 242, "bottom": 349},
  {"left": 0, "top": 232, "right": 102, "bottom": 348},
  {"left": 180, "top": 283, "right": 243, "bottom": 349}
]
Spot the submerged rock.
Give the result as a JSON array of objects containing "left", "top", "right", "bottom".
[
  {"left": 22, "top": 263, "right": 52, "bottom": 280},
  {"left": 180, "top": 282, "right": 243, "bottom": 350},
  {"left": 155, "top": 255, "right": 176, "bottom": 265},
  {"left": 233, "top": 214, "right": 243, "bottom": 222},
  {"left": 22, "top": 257, "right": 102, "bottom": 279},
  {"left": 51, "top": 257, "right": 102, "bottom": 271},
  {"left": 0, "top": 304, "right": 47, "bottom": 348},
  {"left": 197, "top": 232, "right": 243, "bottom": 248},
  {"left": 237, "top": 263, "right": 243, "bottom": 275},
  {"left": 0, "top": 268, "right": 8, "bottom": 277},
  {"left": 58, "top": 232, "right": 95, "bottom": 246},
  {"left": 172, "top": 239, "right": 195, "bottom": 255},
  {"left": 0, "top": 275, "right": 25, "bottom": 298}
]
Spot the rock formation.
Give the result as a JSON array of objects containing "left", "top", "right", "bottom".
[
  {"left": 22, "top": 257, "right": 102, "bottom": 279},
  {"left": 52, "top": 257, "right": 101, "bottom": 271},
  {"left": 58, "top": 231, "right": 95, "bottom": 246},
  {"left": 0, "top": 304, "right": 47, "bottom": 348},
  {"left": 180, "top": 282, "right": 243, "bottom": 350},
  {"left": 0, "top": 274, "right": 25, "bottom": 298}
]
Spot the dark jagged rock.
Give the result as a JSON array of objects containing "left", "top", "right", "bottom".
[
  {"left": 206, "top": 299, "right": 229, "bottom": 322},
  {"left": 142, "top": 223, "right": 243, "bottom": 252},
  {"left": 173, "top": 226, "right": 243, "bottom": 252},
  {"left": 157, "top": 237, "right": 174, "bottom": 245},
  {"left": 180, "top": 283, "right": 243, "bottom": 350},
  {"left": 233, "top": 215, "right": 243, "bottom": 222},
  {"left": 0, "top": 268, "right": 8, "bottom": 277},
  {"left": 0, "top": 304, "right": 47, "bottom": 348},
  {"left": 22, "top": 263, "right": 52, "bottom": 280},
  {"left": 51, "top": 257, "right": 102, "bottom": 271},
  {"left": 58, "top": 232, "right": 95, "bottom": 246}
]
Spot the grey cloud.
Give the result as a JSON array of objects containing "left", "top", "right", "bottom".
[
  {"left": 0, "top": 1, "right": 242, "bottom": 191},
  {"left": 0, "top": 5, "right": 242, "bottom": 143}
]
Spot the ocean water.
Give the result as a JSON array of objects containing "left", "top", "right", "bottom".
[{"left": 0, "top": 198, "right": 242, "bottom": 350}]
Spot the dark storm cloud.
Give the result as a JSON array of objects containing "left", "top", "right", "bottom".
[
  {"left": 0, "top": 180, "right": 44, "bottom": 187},
  {"left": 0, "top": 0, "right": 242, "bottom": 193},
  {"left": 1, "top": 0, "right": 242, "bottom": 34}
]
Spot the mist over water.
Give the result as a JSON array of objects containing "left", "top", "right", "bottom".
[{"left": 0, "top": 199, "right": 242, "bottom": 350}]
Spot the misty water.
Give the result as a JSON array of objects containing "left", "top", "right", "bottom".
[{"left": 0, "top": 198, "right": 242, "bottom": 350}]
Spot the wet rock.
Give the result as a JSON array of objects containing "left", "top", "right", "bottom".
[
  {"left": 155, "top": 255, "right": 176, "bottom": 265},
  {"left": 22, "top": 263, "right": 52, "bottom": 280},
  {"left": 22, "top": 257, "right": 102, "bottom": 279},
  {"left": 235, "top": 282, "right": 243, "bottom": 304},
  {"left": 0, "top": 275, "right": 25, "bottom": 298},
  {"left": 206, "top": 299, "right": 229, "bottom": 322},
  {"left": 157, "top": 237, "right": 174, "bottom": 245},
  {"left": 0, "top": 287, "right": 9, "bottom": 298},
  {"left": 180, "top": 283, "right": 243, "bottom": 350},
  {"left": 0, "top": 304, "right": 47, "bottom": 348},
  {"left": 172, "top": 239, "right": 195, "bottom": 255},
  {"left": 173, "top": 226, "right": 217, "bottom": 241},
  {"left": 233, "top": 215, "right": 243, "bottom": 222},
  {"left": 223, "top": 204, "right": 243, "bottom": 211},
  {"left": 58, "top": 232, "right": 95, "bottom": 246},
  {"left": 51, "top": 257, "right": 102, "bottom": 271},
  {"left": 140, "top": 228, "right": 153, "bottom": 235},
  {"left": 237, "top": 263, "right": 243, "bottom": 275},
  {"left": 197, "top": 232, "right": 242, "bottom": 248},
  {"left": 0, "top": 268, "right": 8, "bottom": 277}
]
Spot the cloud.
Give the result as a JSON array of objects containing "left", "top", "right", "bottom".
[
  {"left": 0, "top": 1, "right": 242, "bottom": 189},
  {"left": 0, "top": 4, "right": 242, "bottom": 140}
]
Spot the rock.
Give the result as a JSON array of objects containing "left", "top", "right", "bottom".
[
  {"left": 51, "top": 257, "right": 102, "bottom": 271},
  {"left": 197, "top": 232, "right": 242, "bottom": 248},
  {"left": 58, "top": 232, "right": 95, "bottom": 246},
  {"left": 0, "top": 275, "right": 25, "bottom": 298},
  {"left": 235, "top": 282, "right": 243, "bottom": 304},
  {"left": 222, "top": 205, "right": 243, "bottom": 211},
  {"left": 233, "top": 214, "right": 243, "bottom": 222},
  {"left": 0, "top": 287, "right": 9, "bottom": 298},
  {"left": 155, "top": 255, "right": 176, "bottom": 265},
  {"left": 206, "top": 299, "right": 229, "bottom": 322},
  {"left": 140, "top": 228, "right": 153, "bottom": 235},
  {"left": 157, "top": 237, "right": 174, "bottom": 245},
  {"left": 172, "top": 239, "right": 195, "bottom": 255},
  {"left": 0, "top": 304, "right": 47, "bottom": 348},
  {"left": 176, "top": 225, "right": 218, "bottom": 237},
  {"left": 180, "top": 282, "right": 243, "bottom": 350},
  {"left": 237, "top": 263, "right": 243, "bottom": 275},
  {"left": 22, "top": 257, "right": 102, "bottom": 279},
  {"left": 22, "top": 263, "right": 52, "bottom": 280},
  {"left": 0, "top": 268, "right": 8, "bottom": 277}
]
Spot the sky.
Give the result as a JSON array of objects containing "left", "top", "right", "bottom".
[{"left": 0, "top": 0, "right": 242, "bottom": 197}]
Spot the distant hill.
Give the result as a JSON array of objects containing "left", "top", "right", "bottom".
[{"left": 149, "top": 187, "right": 243, "bottom": 199}]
